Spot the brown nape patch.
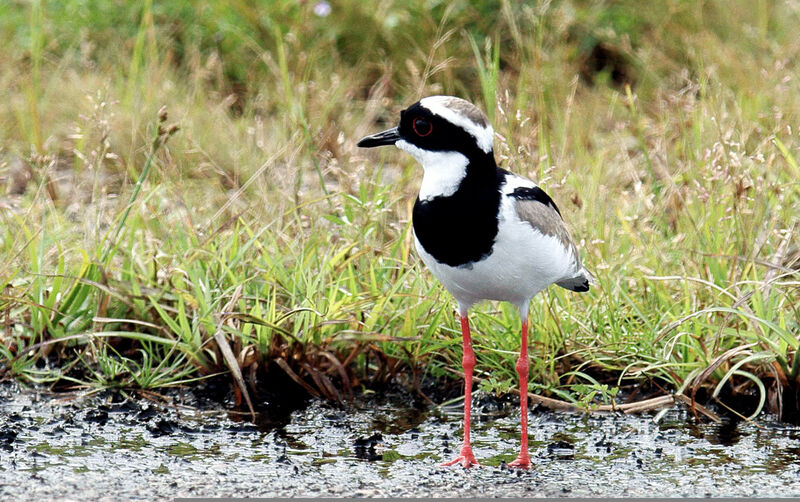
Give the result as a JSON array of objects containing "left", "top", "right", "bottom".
[
  {"left": 513, "top": 198, "right": 579, "bottom": 259},
  {"left": 440, "top": 97, "right": 489, "bottom": 127}
]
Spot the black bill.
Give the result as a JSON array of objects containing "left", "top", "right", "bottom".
[{"left": 357, "top": 127, "right": 401, "bottom": 148}]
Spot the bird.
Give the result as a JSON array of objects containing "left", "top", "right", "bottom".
[{"left": 357, "top": 96, "right": 592, "bottom": 469}]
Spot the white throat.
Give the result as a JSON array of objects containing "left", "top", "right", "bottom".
[{"left": 397, "top": 140, "right": 468, "bottom": 200}]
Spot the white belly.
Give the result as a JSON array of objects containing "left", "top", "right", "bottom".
[{"left": 414, "top": 196, "right": 578, "bottom": 309}]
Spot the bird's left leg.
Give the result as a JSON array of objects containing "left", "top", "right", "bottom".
[{"left": 508, "top": 308, "right": 531, "bottom": 469}]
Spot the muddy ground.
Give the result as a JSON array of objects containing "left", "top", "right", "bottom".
[{"left": 1, "top": 381, "right": 799, "bottom": 499}]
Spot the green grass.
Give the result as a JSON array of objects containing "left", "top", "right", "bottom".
[{"left": 1, "top": 0, "right": 798, "bottom": 419}]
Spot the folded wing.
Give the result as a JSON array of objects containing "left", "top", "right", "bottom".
[{"left": 508, "top": 185, "right": 593, "bottom": 292}]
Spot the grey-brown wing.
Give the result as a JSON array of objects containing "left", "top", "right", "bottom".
[
  {"left": 510, "top": 187, "right": 576, "bottom": 252},
  {"left": 509, "top": 186, "right": 591, "bottom": 291}
]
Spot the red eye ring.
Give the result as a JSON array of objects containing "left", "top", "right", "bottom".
[{"left": 413, "top": 117, "right": 433, "bottom": 137}]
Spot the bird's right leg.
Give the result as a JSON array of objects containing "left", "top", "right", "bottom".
[{"left": 441, "top": 308, "right": 480, "bottom": 468}]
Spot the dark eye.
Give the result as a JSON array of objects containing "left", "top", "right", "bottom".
[{"left": 413, "top": 117, "right": 433, "bottom": 137}]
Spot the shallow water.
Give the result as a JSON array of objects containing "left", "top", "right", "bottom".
[{"left": 1, "top": 383, "right": 799, "bottom": 499}]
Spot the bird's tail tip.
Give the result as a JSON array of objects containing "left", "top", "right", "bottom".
[
  {"left": 583, "top": 267, "right": 597, "bottom": 286},
  {"left": 556, "top": 267, "right": 595, "bottom": 293}
]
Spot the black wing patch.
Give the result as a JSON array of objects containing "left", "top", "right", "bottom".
[{"left": 509, "top": 186, "right": 562, "bottom": 218}]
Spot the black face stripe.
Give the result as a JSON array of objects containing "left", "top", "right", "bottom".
[
  {"left": 413, "top": 166, "right": 504, "bottom": 267},
  {"left": 509, "top": 186, "right": 562, "bottom": 217},
  {"left": 398, "top": 102, "right": 488, "bottom": 159}
]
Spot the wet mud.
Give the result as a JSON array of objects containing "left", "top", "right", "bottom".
[{"left": 1, "top": 382, "right": 800, "bottom": 499}]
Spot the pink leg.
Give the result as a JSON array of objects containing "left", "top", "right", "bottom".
[
  {"left": 508, "top": 319, "right": 531, "bottom": 469},
  {"left": 441, "top": 313, "right": 480, "bottom": 468}
]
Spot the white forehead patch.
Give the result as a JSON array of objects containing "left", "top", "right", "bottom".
[{"left": 419, "top": 96, "right": 494, "bottom": 154}]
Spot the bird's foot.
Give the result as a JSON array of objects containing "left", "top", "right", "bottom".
[
  {"left": 507, "top": 453, "right": 531, "bottom": 470},
  {"left": 441, "top": 445, "right": 480, "bottom": 468}
]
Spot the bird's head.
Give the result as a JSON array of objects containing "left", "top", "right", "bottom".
[{"left": 357, "top": 96, "right": 494, "bottom": 166}]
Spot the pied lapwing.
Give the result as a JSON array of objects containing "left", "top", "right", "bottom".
[{"left": 358, "top": 96, "right": 592, "bottom": 469}]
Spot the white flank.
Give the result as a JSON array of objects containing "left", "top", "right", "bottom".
[
  {"left": 397, "top": 140, "right": 469, "bottom": 200},
  {"left": 419, "top": 96, "right": 494, "bottom": 153},
  {"left": 500, "top": 173, "right": 581, "bottom": 277}
]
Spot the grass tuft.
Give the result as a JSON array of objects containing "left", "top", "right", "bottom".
[{"left": 1, "top": 0, "right": 799, "bottom": 421}]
